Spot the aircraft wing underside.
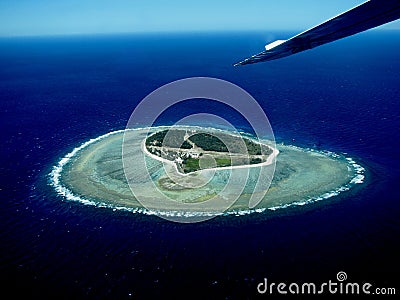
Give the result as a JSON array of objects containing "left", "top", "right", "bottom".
[{"left": 234, "top": 0, "right": 400, "bottom": 66}]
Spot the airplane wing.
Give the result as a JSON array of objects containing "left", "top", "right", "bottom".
[{"left": 234, "top": 0, "right": 400, "bottom": 66}]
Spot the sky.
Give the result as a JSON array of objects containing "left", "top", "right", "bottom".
[{"left": 0, "top": 0, "right": 399, "bottom": 36}]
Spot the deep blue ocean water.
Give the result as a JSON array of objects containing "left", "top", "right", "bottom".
[{"left": 0, "top": 31, "right": 399, "bottom": 298}]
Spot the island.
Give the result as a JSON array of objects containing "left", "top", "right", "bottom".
[
  {"left": 144, "top": 129, "right": 273, "bottom": 174},
  {"left": 50, "top": 126, "right": 365, "bottom": 218}
]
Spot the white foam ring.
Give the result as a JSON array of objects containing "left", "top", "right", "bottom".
[{"left": 49, "top": 129, "right": 366, "bottom": 218}]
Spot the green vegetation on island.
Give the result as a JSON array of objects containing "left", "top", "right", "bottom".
[
  {"left": 145, "top": 129, "right": 272, "bottom": 174},
  {"left": 188, "top": 133, "right": 228, "bottom": 152},
  {"left": 146, "top": 130, "right": 192, "bottom": 149}
]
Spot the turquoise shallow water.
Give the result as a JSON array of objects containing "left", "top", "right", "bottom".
[{"left": 52, "top": 127, "right": 365, "bottom": 218}]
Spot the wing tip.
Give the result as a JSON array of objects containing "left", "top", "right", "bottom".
[{"left": 233, "top": 59, "right": 251, "bottom": 66}]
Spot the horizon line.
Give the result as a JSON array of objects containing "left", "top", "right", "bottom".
[{"left": 0, "top": 26, "right": 398, "bottom": 39}]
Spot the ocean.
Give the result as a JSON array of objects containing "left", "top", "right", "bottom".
[{"left": 0, "top": 31, "right": 399, "bottom": 298}]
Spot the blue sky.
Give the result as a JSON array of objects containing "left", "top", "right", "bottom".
[{"left": 0, "top": 0, "right": 398, "bottom": 36}]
